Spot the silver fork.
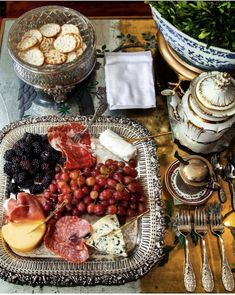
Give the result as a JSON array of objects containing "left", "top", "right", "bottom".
[
  {"left": 177, "top": 209, "right": 196, "bottom": 292},
  {"left": 73, "top": 99, "right": 108, "bottom": 142},
  {"left": 194, "top": 208, "right": 214, "bottom": 292},
  {"left": 210, "top": 212, "right": 235, "bottom": 291}
]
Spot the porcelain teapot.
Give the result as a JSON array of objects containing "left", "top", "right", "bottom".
[{"left": 163, "top": 71, "right": 235, "bottom": 154}]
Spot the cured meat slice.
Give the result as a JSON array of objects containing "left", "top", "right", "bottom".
[
  {"left": 48, "top": 123, "right": 97, "bottom": 170},
  {"left": 7, "top": 192, "right": 45, "bottom": 223},
  {"left": 44, "top": 216, "right": 91, "bottom": 263}
]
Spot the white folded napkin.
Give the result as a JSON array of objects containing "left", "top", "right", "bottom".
[{"left": 105, "top": 51, "right": 156, "bottom": 110}]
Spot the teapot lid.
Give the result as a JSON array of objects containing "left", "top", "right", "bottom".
[{"left": 191, "top": 71, "right": 235, "bottom": 113}]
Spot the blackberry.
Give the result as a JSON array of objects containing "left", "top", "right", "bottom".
[
  {"left": 24, "top": 133, "right": 36, "bottom": 144},
  {"left": 14, "top": 147, "right": 24, "bottom": 157},
  {"left": 32, "top": 142, "right": 42, "bottom": 155},
  {"left": 33, "top": 134, "right": 43, "bottom": 142},
  {"left": 41, "top": 134, "right": 48, "bottom": 143},
  {"left": 7, "top": 182, "right": 19, "bottom": 194},
  {"left": 19, "top": 143, "right": 32, "bottom": 154},
  {"left": 11, "top": 162, "right": 21, "bottom": 173},
  {"left": 23, "top": 179, "right": 34, "bottom": 188},
  {"left": 20, "top": 159, "right": 31, "bottom": 171},
  {"left": 4, "top": 162, "right": 14, "bottom": 175},
  {"left": 4, "top": 149, "right": 16, "bottom": 161},
  {"left": 12, "top": 156, "right": 21, "bottom": 164},
  {"left": 16, "top": 138, "right": 25, "bottom": 147},
  {"left": 32, "top": 158, "right": 40, "bottom": 170},
  {"left": 45, "top": 144, "right": 57, "bottom": 153},
  {"left": 34, "top": 173, "right": 44, "bottom": 182},
  {"left": 29, "top": 184, "right": 44, "bottom": 194},
  {"left": 41, "top": 151, "right": 50, "bottom": 162},
  {"left": 58, "top": 157, "right": 66, "bottom": 165},
  {"left": 41, "top": 174, "right": 53, "bottom": 188},
  {"left": 41, "top": 162, "right": 51, "bottom": 171},
  {"left": 14, "top": 171, "right": 28, "bottom": 185},
  {"left": 51, "top": 151, "right": 61, "bottom": 161}
]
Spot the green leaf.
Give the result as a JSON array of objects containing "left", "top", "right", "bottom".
[
  {"left": 57, "top": 103, "right": 71, "bottom": 116},
  {"left": 198, "top": 31, "right": 211, "bottom": 40}
]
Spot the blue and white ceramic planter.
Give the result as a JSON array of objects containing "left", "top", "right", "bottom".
[{"left": 150, "top": 5, "right": 235, "bottom": 71}]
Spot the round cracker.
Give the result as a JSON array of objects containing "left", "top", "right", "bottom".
[
  {"left": 82, "top": 42, "right": 87, "bottom": 51},
  {"left": 18, "top": 47, "right": 44, "bottom": 66},
  {"left": 66, "top": 51, "right": 77, "bottom": 63},
  {"left": 44, "top": 49, "right": 67, "bottom": 65},
  {"left": 39, "top": 23, "right": 61, "bottom": 37},
  {"left": 39, "top": 37, "right": 55, "bottom": 53},
  {"left": 61, "top": 24, "right": 80, "bottom": 36},
  {"left": 17, "top": 36, "right": 38, "bottom": 51},
  {"left": 76, "top": 47, "right": 84, "bottom": 57},
  {"left": 54, "top": 34, "right": 77, "bottom": 53},
  {"left": 22, "top": 29, "right": 43, "bottom": 43},
  {"left": 72, "top": 34, "right": 82, "bottom": 49}
]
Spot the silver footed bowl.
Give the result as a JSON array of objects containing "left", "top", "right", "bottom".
[{"left": 8, "top": 5, "right": 96, "bottom": 103}]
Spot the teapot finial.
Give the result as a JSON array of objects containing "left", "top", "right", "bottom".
[{"left": 214, "top": 72, "right": 231, "bottom": 90}]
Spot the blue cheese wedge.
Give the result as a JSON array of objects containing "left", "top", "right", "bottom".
[{"left": 86, "top": 215, "right": 127, "bottom": 257}]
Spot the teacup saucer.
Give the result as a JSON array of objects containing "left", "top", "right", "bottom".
[{"left": 165, "top": 160, "right": 213, "bottom": 205}]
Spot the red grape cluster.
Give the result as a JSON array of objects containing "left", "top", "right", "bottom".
[{"left": 41, "top": 158, "right": 147, "bottom": 223}]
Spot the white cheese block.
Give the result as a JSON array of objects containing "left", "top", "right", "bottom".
[
  {"left": 86, "top": 215, "right": 127, "bottom": 257},
  {"left": 99, "top": 129, "right": 137, "bottom": 162}
]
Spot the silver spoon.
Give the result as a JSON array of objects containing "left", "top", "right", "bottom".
[
  {"left": 224, "top": 162, "right": 235, "bottom": 211},
  {"left": 73, "top": 99, "right": 108, "bottom": 142},
  {"left": 211, "top": 154, "right": 227, "bottom": 203}
]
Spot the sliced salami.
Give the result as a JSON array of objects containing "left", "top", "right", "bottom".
[
  {"left": 48, "top": 123, "right": 96, "bottom": 170},
  {"left": 44, "top": 216, "right": 91, "bottom": 263}
]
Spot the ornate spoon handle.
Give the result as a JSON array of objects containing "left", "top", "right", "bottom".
[
  {"left": 219, "top": 236, "right": 234, "bottom": 291},
  {"left": 201, "top": 238, "right": 214, "bottom": 292},
  {"left": 86, "top": 100, "right": 108, "bottom": 131},
  {"left": 217, "top": 174, "right": 227, "bottom": 203},
  {"left": 184, "top": 238, "right": 196, "bottom": 292}
]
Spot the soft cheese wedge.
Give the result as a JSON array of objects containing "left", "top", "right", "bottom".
[
  {"left": 86, "top": 215, "right": 127, "bottom": 257},
  {"left": 99, "top": 129, "right": 137, "bottom": 162},
  {"left": 1, "top": 220, "right": 46, "bottom": 253}
]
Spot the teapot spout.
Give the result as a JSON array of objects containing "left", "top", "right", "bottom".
[{"left": 161, "top": 89, "right": 181, "bottom": 122}]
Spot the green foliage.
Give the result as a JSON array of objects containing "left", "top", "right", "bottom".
[
  {"left": 57, "top": 103, "right": 71, "bottom": 116},
  {"left": 151, "top": 1, "right": 235, "bottom": 51}
]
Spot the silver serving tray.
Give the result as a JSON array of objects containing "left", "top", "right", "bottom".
[{"left": 0, "top": 115, "right": 164, "bottom": 286}]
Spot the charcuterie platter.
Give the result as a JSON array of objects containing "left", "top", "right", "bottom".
[{"left": 0, "top": 115, "right": 164, "bottom": 286}]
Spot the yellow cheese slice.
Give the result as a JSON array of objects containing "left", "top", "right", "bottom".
[{"left": 1, "top": 220, "right": 46, "bottom": 253}]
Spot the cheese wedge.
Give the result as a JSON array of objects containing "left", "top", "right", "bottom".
[
  {"left": 86, "top": 215, "right": 127, "bottom": 257},
  {"left": 99, "top": 129, "right": 137, "bottom": 162},
  {"left": 1, "top": 220, "right": 46, "bottom": 253}
]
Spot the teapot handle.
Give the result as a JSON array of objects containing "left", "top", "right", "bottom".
[{"left": 203, "top": 157, "right": 221, "bottom": 191}]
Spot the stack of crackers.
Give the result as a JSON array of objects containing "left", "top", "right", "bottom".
[{"left": 17, "top": 23, "right": 87, "bottom": 66}]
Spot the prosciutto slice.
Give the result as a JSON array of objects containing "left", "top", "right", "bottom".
[
  {"left": 48, "top": 123, "right": 97, "bottom": 170},
  {"left": 5, "top": 192, "right": 45, "bottom": 223},
  {"left": 44, "top": 216, "right": 91, "bottom": 263}
]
